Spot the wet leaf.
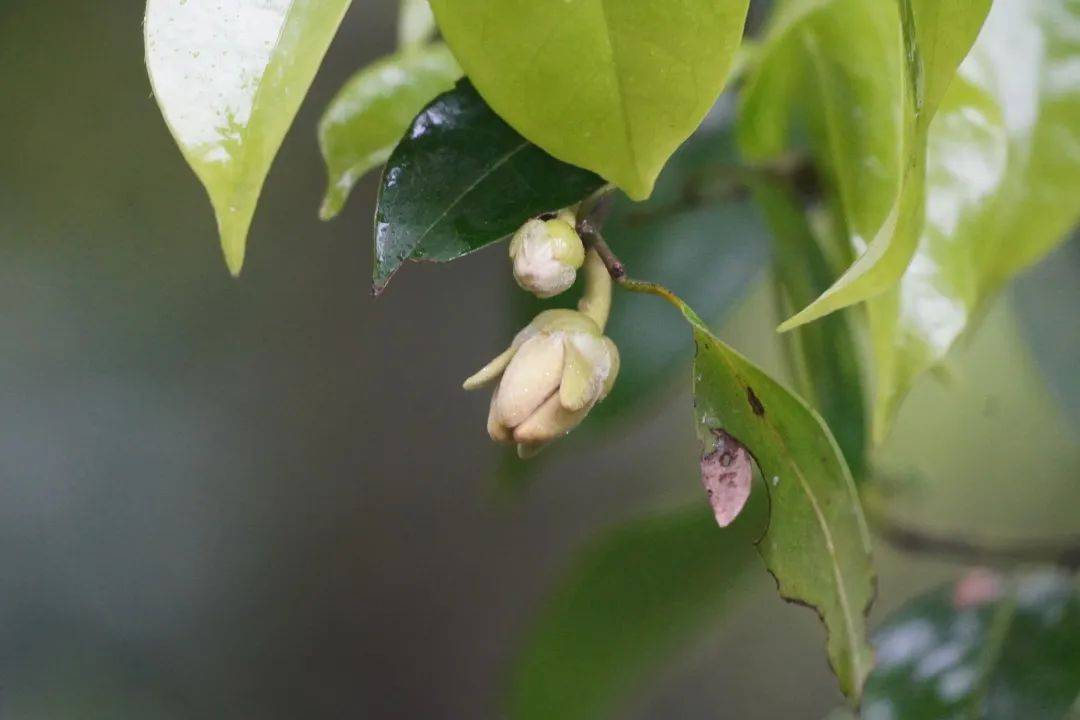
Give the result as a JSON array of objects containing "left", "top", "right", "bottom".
[
  {"left": 508, "top": 503, "right": 761, "bottom": 720},
  {"left": 317, "top": 43, "right": 460, "bottom": 220},
  {"left": 428, "top": 0, "right": 750, "bottom": 200},
  {"left": 865, "top": 571, "right": 1080, "bottom": 719},
  {"left": 866, "top": 0, "right": 1080, "bottom": 439},
  {"left": 685, "top": 303, "right": 875, "bottom": 699},
  {"left": 145, "top": 0, "right": 353, "bottom": 274},
  {"left": 739, "top": 0, "right": 989, "bottom": 328},
  {"left": 373, "top": 80, "right": 605, "bottom": 293}
]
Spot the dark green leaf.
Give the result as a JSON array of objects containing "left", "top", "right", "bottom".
[
  {"left": 318, "top": 43, "right": 460, "bottom": 220},
  {"left": 686, "top": 305, "right": 875, "bottom": 699},
  {"left": 373, "top": 80, "right": 605, "bottom": 292},
  {"left": 865, "top": 571, "right": 1080, "bottom": 719},
  {"left": 508, "top": 503, "right": 761, "bottom": 720}
]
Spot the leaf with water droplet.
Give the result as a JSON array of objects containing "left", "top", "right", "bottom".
[
  {"left": 146, "top": 0, "right": 353, "bottom": 274},
  {"left": 865, "top": 570, "right": 1080, "bottom": 718},
  {"left": 373, "top": 79, "right": 605, "bottom": 293}
]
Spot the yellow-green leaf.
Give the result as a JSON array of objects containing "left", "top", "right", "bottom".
[
  {"left": 740, "top": 0, "right": 989, "bottom": 329},
  {"left": 428, "top": 0, "right": 750, "bottom": 200},
  {"left": 868, "top": 0, "right": 1080, "bottom": 439},
  {"left": 145, "top": 0, "right": 352, "bottom": 274},
  {"left": 318, "top": 43, "right": 460, "bottom": 220}
]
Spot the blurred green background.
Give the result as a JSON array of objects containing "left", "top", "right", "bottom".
[{"left": 1, "top": 1, "right": 1077, "bottom": 717}]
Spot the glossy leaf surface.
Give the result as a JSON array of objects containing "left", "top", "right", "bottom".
[
  {"left": 867, "top": 0, "right": 1080, "bottom": 437},
  {"left": 373, "top": 80, "right": 605, "bottom": 293},
  {"left": 740, "top": 0, "right": 988, "bottom": 328},
  {"left": 145, "top": 0, "right": 352, "bottom": 274},
  {"left": 318, "top": 43, "right": 460, "bottom": 219},
  {"left": 865, "top": 572, "right": 1080, "bottom": 719},
  {"left": 509, "top": 504, "right": 760, "bottom": 720},
  {"left": 687, "top": 306, "right": 875, "bottom": 699},
  {"left": 428, "top": 0, "right": 750, "bottom": 201}
]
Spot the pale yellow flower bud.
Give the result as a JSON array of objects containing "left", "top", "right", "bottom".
[
  {"left": 463, "top": 309, "right": 620, "bottom": 458},
  {"left": 508, "top": 214, "right": 586, "bottom": 298}
]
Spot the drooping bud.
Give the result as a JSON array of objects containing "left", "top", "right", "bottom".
[
  {"left": 463, "top": 309, "right": 620, "bottom": 458},
  {"left": 508, "top": 212, "right": 586, "bottom": 298}
]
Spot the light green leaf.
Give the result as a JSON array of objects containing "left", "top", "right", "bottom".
[
  {"left": 684, "top": 305, "right": 876, "bottom": 700},
  {"left": 740, "top": 0, "right": 989, "bottom": 329},
  {"left": 867, "top": 0, "right": 1080, "bottom": 439},
  {"left": 398, "top": 0, "right": 437, "bottom": 51},
  {"left": 509, "top": 504, "right": 760, "bottom": 720},
  {"left": 145, "top": 0, "right": 352, "bottom": 275},
  {"left": 318, "top": 43, "right": 460, "bottom": 220},
  {"left": 427, "top": 0, "right": 750, "bottom": 201}
]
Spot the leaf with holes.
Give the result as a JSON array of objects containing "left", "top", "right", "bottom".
[
  {"left": 373, "top": 80, "right": 605, "bottom": 293},
  {"left": 145, "top": 0, "right": 353, "bottom": 274},
  {"left": 683, "top": 303, "right": 875, "bottom": 699},
  {"left": 428, "top": 0, "right": 750, "bottom": 201}
]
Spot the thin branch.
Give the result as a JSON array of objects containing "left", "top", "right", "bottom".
[
  {"left": 868, "top": 505, "right": 1080, "bottom": 571},
  {"left": 575, "top": 210, "right": 690, "bottom": 315}
]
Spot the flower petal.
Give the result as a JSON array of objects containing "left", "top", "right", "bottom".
[{"left": 494, "top": 333, "right": 564, "bottom": 427}]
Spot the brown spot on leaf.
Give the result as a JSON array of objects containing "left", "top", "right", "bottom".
[
  {"left": 747, "top": 387, "right": 765, "bottom": 416},
  {"left": 700, "top": 430, "right": 753, "bottom": 528}
]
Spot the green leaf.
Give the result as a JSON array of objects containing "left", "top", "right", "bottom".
[
  {"left": 373, "top": 80, "right": 605, "bottom": 293},
  {"left": 318, "top": 43, "right": 460, "bottom": 220},
  {"left": 397, "top": 0, "right": 437, "bottom": 51},
  {"left": 740, "top": 0, "right": 989, "bottom": 328},
  {"left": 686, "top": 305, "right": 875, "bottom": 699},
  {"left": 866, "top": 0, "right": 1080, "bottom": 438},
  {"left": 428, "top": 0, "right": 750, "bottom": 201},
  {"left": 509, "top": 504, "right": 760, "bottom": 720},
  {"left": 865, "top": 571, "right": 1080, "bottom": 719},
  {"left": 758, "top": 182, "right": 868, "bottom": 478},
  {"left": 145, "top": 0, "right": 353, "bottom": 275}
]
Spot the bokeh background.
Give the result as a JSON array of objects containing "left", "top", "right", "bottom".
[{"left": 1, "top": 1, "right": 1077, "bottom": 718}]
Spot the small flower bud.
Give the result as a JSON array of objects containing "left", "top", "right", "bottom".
[
  {"left": 508, "top": 214, "right": 586, "bottom": 298},
  {"left": 463, "top": 309, "right": 620, "bottom": 458}
]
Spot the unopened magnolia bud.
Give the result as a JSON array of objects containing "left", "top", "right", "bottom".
[
  {"left": 463, "top": 309, "right": 620, "bottom": 458},
  {"left": 508, "top": 215, "right": 585, "bottom": 298}
]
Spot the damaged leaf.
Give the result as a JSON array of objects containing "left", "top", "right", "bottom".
[
  {"left": 680, "top": 302, "right": 875, "bottom": 700},
  {"left": 700, "top": 429, "right": 754, "bottom": 528}
]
